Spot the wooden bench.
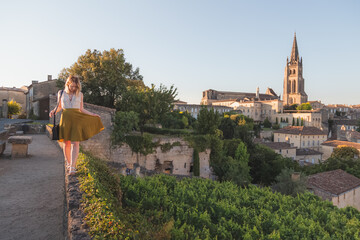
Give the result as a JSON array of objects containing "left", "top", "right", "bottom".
[{"left": 8, "top": 136, "right": 33, "bottom": 158}]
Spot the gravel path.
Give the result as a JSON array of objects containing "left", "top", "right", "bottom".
[{"left": 0, "top": 134, "right": 65, "bottom": 240}]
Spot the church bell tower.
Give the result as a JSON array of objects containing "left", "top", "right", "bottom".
[{"left": 283, "top": 33, "right": 308, "bottom": 106}]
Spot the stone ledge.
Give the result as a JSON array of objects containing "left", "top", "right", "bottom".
[
  {"left": 65, "top": 168, "right": 91, "bottom": 240},
  {"left": 8, "top": 136, "right": 33, "bottom": 144}
]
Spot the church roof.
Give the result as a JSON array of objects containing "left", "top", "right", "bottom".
[
  {"left": 274, "top": 126, "right": 327, "bottom": 135},
  {"left": 290, "top": 33, "right": 299, "bottom": 62}
]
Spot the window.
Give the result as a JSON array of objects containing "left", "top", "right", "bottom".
[
  {"left": 184, "top": 163, "right": 186, "bottom": 168},
  {"left": 312, "top": 159, "right": 315, "bottom": 164},
  {"left": 308, "top": 141, "right": 310, "bottom": 146}
]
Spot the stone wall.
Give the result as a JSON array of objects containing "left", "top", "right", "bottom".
[
  {"left": 0, "top": 88, "right": 26, "bottom": 113},
  {"left": 49, "top": 95, "right": 212, "bottom": 178},
  {"left": 332, "top": 186, "right": 360, "bottom": 211}
]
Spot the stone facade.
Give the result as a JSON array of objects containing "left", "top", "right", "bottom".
[
  {"left": 26, "top": 76, "right": 58, "bottom": 119},
  {"left": 201, "top": 88, "right": 278, "bottom": 105},
  {"left": 321, "top": 140, "right": 360, "bottom": 160},
  {"left": 0, "top": 87, "right": 27, "bottom": 114},
  {"left": 259, "top": 142, "right": 296, "bottom": 159},
  {"left": 307, "top": 169, "right": 360, "bottom": 211},
  {"left": 283, "top": 33, "right": 308, "bottom": 106},
  {"left": 174, "top": 103, "right": 233, "bottom": 119},
  {"left": 274, "top": 126, "right": 327, "bottom": 151},
  {"left": 274, "top": 111, "right": 323, "bottom": 129}
]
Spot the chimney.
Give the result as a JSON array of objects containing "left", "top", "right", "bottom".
[
  {"left": 48, "top": 75, "right": 52, "bottom": 81},
  {"left": 291, "top": 172, "right": 301, "bottom": 181}
]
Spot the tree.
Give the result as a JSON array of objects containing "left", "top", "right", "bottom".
[
  {"left": 7, "top": 100, "right": 21, "bottom": 118},
  {"left": 275, "top": 117, "right": 279, "bottom": 125},
  {"left": 58, "top": 48, "right": 144, "bottom": 109},
  {"left": 331, "top": 146, "right": 359, "bottom": 159},
  {"left": 272, "top": 168, "right": 307, "bottom": 197},
  {"left": 118, "top": 84, "right": 177, "bottom": 133},
  {"left": 301, "top": 118, "right": 304, "bottom": 126},
  {"left": 230, "top": 142, "right": 251, "bottom": 186},
  {"left": 263, "top": 117, "right": 272, "bottom": 128},
  {"left": 196, "top": 107, "right": 221, "bottom": 135},
  {"left": 112, "top": 111, "right": 139, "bottom": 144},
  {"left": 219, "top": 117, "right": 236, "bottom": 139},
  {"left": 296, "top": 103, "right": 312, "bottom": 110},
  {"left": 296, "top": 118, "right": 300, "bottom": 126},
  {"left": 292, "top": 118, "right": 295, "bottom": 126},
  {"left": 193, "top": 149, "right": 200, "bottom": 176},
  {"left": 248, "top": 144, "right": 299, "bottom": 185}
]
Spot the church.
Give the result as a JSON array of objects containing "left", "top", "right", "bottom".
[
  {"left": 200, "top": 33, "right": 308, "bottom": 107},
  {"left": 283, "top": 33, "right": 308, "bottom": 105}
]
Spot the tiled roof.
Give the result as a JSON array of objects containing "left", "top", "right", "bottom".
[
  {"left": 274, "top": 126, "right": 327, "bottom": 135},
  {"left": 321, "top": 140, "right": 360, "bottom": 149},
  {"left": 296, "top": 148, "right": 322, "bottom": 156},
  {"left": 260, "top": 142, "right": 296, "bottom": 150},
  {"left": 333, "top": 119, "right": 358, "bottom": 126},
  {"left": 307, "top": 169, "right": 360, "bottom": 195}
]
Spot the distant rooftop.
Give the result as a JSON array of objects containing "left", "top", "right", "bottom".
[
  {"left": 274, "top": 126, "right": 327, "bottom": 135},
  {"left": 260, "top": 142, "right": 296, "bottom": 150},
  {"left": 307, "top": 169, "right": 360, "bottom": 195},
  {"left": 321, "top": 140, "right": 360, "bottom": 149},
  {"left": 296, "top": 148, "right": 322, "bottom": 156}
]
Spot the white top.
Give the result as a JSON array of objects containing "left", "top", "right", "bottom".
[{"left": 60, "top": 91, "right": 81, "bottom": 109}]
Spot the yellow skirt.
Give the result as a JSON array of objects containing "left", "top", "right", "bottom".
[{"left": 59, "top": 109, "right": 104, "bottom": 142}]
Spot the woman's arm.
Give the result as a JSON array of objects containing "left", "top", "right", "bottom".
[
  {"left": 49, "top": 90, "right": 63, "bottom": 118},
  {"left": 79, "top": 93, "right": 100, "bottom": 117}
]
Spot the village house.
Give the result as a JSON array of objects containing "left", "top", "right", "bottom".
[
  {"left": 307, "top": 169, "right": 360, "bottom": 211},
  {"left": 274, "top": 126, "right": 327, "bottom": 151},
  {"left": 26, "top": 75, "right": 58, "bottom": 120},
  {"left": 321, "top": 140, "right": 360, "bottom": 160},
  {"left": 259, "top": 142, "right": 297, "bottom": 159},
  {"left": 174, "top": 102, "right": 233, "bottom": 119},
  {"left": 0, "top": 86, "right": 27, "bottom": 115},
  {"left": 295, "top": 148, "right": 323, "bottom": 165}
]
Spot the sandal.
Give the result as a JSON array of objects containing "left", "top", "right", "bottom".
[{"left": 69, "top": 167, "right": 77, "bottom": 175}]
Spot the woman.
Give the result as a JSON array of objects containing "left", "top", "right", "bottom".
[{"left": 49, "top": 75, "right": 104, "bottom": 175}]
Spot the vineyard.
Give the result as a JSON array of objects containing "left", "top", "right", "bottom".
[{"left": 77, "top": 152, "right": 360, "bottom": 239}]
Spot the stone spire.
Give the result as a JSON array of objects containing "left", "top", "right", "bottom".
[{"left": 290, "top": 33, "right": 299, "bottom": 62}]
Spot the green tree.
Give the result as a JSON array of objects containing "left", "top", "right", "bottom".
[
  {"left": 219, "top": 117, "right": 236, "bottom": 139},
  {"left": 112, "top": 111, "right": 139, "bottom": 144},
  {"left": 226, "top": 142, "right": 251, "bottom": 186},
  {"left": 197, "top": 107, "right": 221, "bottom": 134},
  {"left": 296, "top": 118, "right": 300, "bottom": 126},
  {"left": 193, "top": 149, "right": 200, "bottom": 176},
  {"left": 58, "top": 48, "right": 144, "bottom": 109},
  {"left": 296, "top": 103, "right": 312, "bottom": 110},
  {"left": 263, "top": 117, "right": 272, "bottom": 128},
  {"left": 118, "top": 84, "right": 177, "bottom": 133},
  {"left": 292, "top": 118, "right": 295, "bottom": 126},
  {"left": 331, "top": 146, "right": 359, "bottom": 159},
  {"left": 271, "top": 168, "right": 307, "bottom": 197},
  {"left": 7, "top": 100, "right": 21, "bottom": 118},
  {"left": 275, "top": 117, "right": 279, "bottom": 124},
  {"left": 301, "top": 118, "right": 304, "bottom": 126}
]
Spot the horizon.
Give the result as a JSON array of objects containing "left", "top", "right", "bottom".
[{"left": 1, "top": 0, "right": 359, "bottom": 105}]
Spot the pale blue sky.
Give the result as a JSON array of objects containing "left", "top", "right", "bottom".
[{"left": 1, "top": 0, "right": 359, "bottom": 105}]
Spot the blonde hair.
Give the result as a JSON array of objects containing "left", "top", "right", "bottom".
[{"left": 64, "top": 75, "right": 81, "bottom": 95}]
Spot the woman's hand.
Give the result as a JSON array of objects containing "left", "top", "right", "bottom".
[{"left": 49, "top": 110, "right": 55, "bottom": 118}]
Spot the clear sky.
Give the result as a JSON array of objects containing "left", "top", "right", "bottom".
[{"left": 1, "top": 0, "right": 359, "bottom": 105}]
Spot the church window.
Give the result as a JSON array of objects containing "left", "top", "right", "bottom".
[{"left": 293, "top": 69, "right": 296, "bottom": 74}]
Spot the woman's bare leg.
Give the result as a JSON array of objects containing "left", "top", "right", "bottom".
[
  {"left": 70, "top": 141, "right": 80, "bottom": 169},
  {"left": 63, "top": 141, "right": 71, "bottom": 166}
]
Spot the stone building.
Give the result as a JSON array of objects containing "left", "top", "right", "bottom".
[
  {"left": 212, "top": 98, "right": 283, "bottom": 123},
  {"left": 274, "top": 126, "right": 327, "bottom": 151},
  {"left": 201, "top": 87, "right": 278, "bottom": 105},
  {"left": 295, "top": 148, "right": 323, "bottom": 165},
  {"left": 174, "top": 102, "right": 233, "bottom": 119},
  {"left": 274, "top": 111, "right": 323, "bottom": 129},
  {"left": 259, "top": 142, "right": 296, "bottom": 159},
  {"left": 321, "top": 140, "right": 360, "bottom": 160},
  {"left": 0, "top": 87, "right": 27, "bottom": 115},
  {"left": 283, "top": 33, "right": 308, "bottom": 106},
  {"left": 26, "top": 75, "right": 59, "bottom": 119},
  {"left": 307, "top": 169, "right": 360, "bottom": 211}
]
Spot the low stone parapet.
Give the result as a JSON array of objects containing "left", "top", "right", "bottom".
[{"left": 8, "top": 136, "right": 33, "bottom": 158}]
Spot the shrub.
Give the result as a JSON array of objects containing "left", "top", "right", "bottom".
[{"left": 7, "top": 100, "right": 21, "bottom": 118}]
